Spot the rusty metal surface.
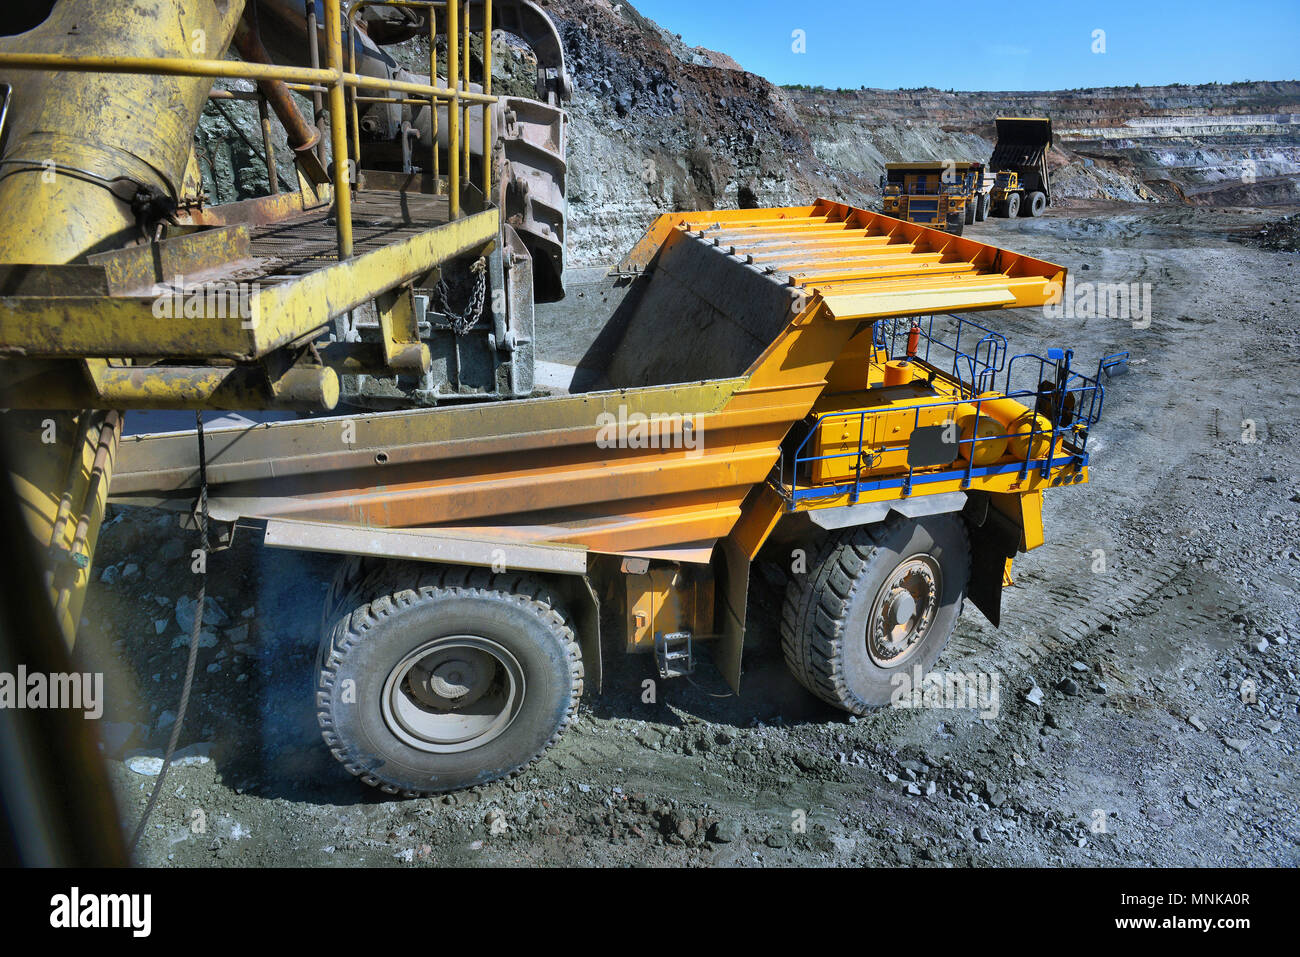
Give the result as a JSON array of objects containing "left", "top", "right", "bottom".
[
  {"left": 244, "top": 189, "right": 453, "bottom": 280},
  {"left": 0, "top": 196, "right": 495, "bottom": 363}
]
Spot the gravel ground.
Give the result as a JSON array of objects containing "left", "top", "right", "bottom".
[{"left": 81, "top": 202, "right": 1299, "bottom": 867}]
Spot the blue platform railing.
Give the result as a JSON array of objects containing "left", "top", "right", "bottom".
[
  {"left": 778, "top": 315, "right": 1127, "bottom": 507},
  {"left": 874, "top": 313, "right": 1008, "bottom": 397}
]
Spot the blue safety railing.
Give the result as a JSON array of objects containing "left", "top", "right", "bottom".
[
  {"left": 777, "top": 318, "right": 1128, "bottom": 507},
  {"left": 874, "top": 313, "right": 1008, "bottom": 397}
]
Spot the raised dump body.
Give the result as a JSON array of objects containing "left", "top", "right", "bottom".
[
  {"left": 109, "top": 200, "right": 1120, "bottom": 796},
  {"left": 989, "top": 116, "right": 1054, "bottom": 218}
]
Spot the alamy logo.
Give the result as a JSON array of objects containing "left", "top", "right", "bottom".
[
  {"left": 151, "top": 273, "right": 260, "bottom": 327},
  {"left": 595, "top": 404, "right": 703, "bottom": 456},
  {"left": 50, "top": 887, "right": 151, "bottom": 937},
  {"left": 1043, "top": 275, "right": 1152, "bottom": 328},
  {"left": 890, "top": 665, "right": 1000, "bottom": 719},
  {"left": 0, "top": 667, "right": 102, "bottom": 718}
]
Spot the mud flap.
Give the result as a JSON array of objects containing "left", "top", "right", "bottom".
[
  {"left": 552, "top": 574, "right": 602, "bottom": 694},
  {"left": 963, "top": 493, "right": 1020, "bottom": 627},
  {"left": 712, "top": 536, "right": 750, "bottom": 694}
]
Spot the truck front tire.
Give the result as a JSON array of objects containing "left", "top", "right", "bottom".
[
  {"left": 780, "top": 516, "right": 971, "bottom": 714},
  {"left": 317, "top": 563, "right": 582, "bottom": 796},
  {"left": 1004, "top": 193, "right": 1021, "bottom": 218}
]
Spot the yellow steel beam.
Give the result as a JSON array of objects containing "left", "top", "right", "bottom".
[
  {"left": 462, "top": 0, "right": 471, "bottom": 185},
  {"left": 0, "top": 51, "right": 335, "bottom": 85},
  {"left": 0, "top": 208, "right": 499, "bottom": 361},
  {"left": 483, "top": 0, "right": 494, "bottom": 199},
  {"left": 793, "top": 261, "right": 978, "bottom": 285},
  {"left": 0, "top": 56, "right": 499, "bottom": 105},
  {"left": 325, "top": 0, "right": 353, "bottom": 258},
  {"left": 447, "top": 0, "right": 460, "bottom": 218}
]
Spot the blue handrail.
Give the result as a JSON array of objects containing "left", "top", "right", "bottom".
[{"left": 781, "top": 316, "right": 1110, "bottom": 507}]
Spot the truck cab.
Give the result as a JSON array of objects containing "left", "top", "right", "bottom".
[{"left": 881, "top": 161, "right": 989, "bottom": 234}]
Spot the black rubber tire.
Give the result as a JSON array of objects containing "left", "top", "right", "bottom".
[
  {"left": 964, "top": 198, "right": 977, "bottom": 226},
  {"left": 780, "top": 515, "right": 970, "bottom": 714},
  {"left": 976, "top": 193, "right": 989, "bottom": 222},
  {"left": 317, "top": 562, "right": 582, "bottom": 796},
  {"left": 1004, "top": 192, "right": 1022, "bottom": 219},
  {"left": 1026, "top": 190, "right": 1047, "bottom": 217}
]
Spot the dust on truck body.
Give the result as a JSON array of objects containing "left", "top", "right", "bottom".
[
  {"left": 880, "top": 161, "right": 991, "bottom": 234},
  {"left": 989, "top": 116, "right": 1053, "bottom": 218},
  {"left": 109, "top": 201, "right": 1127, "bottom": 795}
]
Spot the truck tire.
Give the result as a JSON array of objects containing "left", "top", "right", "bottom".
[
  {"left": 964, "top": 199, "right": 977, "bottom": 226},
  {"left": 780, "top": 515, "right": 970, "bottom": 714},
  {"left": 977, "top": 193, "right": 989, "bottom": 222},
  {"left": 1026, "top": 191, "right": 1047, "bottom": 217},
  {"left": 1004, "top": 192, "right": 1021, "bottom": 219},
  {"left": 317, "top": 563, "right": 583, "bottom": 796}
]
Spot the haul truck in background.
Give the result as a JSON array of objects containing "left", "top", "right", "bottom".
[
  {"left": 880, "top": 161, "right": 992, "bottom": 234},
  {"left": 989, "top": 116, "right": 1054, "bottom": 218},
  {"left": 0, "top": 2, "right": 1126, "bottom": 798}
]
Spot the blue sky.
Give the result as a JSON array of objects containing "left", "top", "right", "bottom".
[{"left": 631, "top": 0, "right": 1300, "bottom": 91}]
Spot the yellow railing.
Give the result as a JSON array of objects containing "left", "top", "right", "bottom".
[{"left": 0, "top": 0, "right": 496, "bottom": 261}]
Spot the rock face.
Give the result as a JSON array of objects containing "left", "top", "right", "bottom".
[
  {"left": 196, "top": 1, "right": 1299, "bottom": 265},
  {"left": 194, "top": 81, "right": 300, "bottom": 204},
  {"left": 533, "top": 0, "right": 874, "bottom": 264},
  {"left": 538, "top": 1, "right": 1300, "bottom": 262},
  {"left": 788, "top": 83, "right": 1300, "bottom": 207}
]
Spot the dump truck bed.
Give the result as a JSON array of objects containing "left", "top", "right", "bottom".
[
  {"left": 110, "top": 199, "right": 1065, "bottom": 561},
  {"left": 990, "top": 117, "right": 1053, "bottom": 169}
]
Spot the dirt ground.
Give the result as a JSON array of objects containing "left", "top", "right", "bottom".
[{"left": 82, "top": 201, "right": 1299, "bottom": 867}]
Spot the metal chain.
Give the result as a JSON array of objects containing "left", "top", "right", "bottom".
[{"left": 433, "top": 257, "right": 488, "bottom": 336}]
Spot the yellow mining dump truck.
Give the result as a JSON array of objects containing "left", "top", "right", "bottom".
[
  {"left": 104, "top": 200, "right": 1128, "bottom": 795},
  {"left": 880, "top": 161, "right": 992, "bottom": 234},
  {"left": 989, "top": 117, "right": 1053, "bottom": 218}
]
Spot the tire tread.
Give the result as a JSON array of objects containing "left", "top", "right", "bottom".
[{"left": 317, "top": 561, "right": 582, "bottom": 797}]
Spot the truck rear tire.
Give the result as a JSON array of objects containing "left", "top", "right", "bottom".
[
  {"left": 317, "top": 563, "right": 583, "bottom": 796},
  {"left": 780, "top": 515, "right": 970, "bottom": 714},
  {"left": 1004, "top": 192, "right": 1021, "bottom": 218},
  {"left": 1026, "top": 191, "right": 1047, "bottom": 217}
]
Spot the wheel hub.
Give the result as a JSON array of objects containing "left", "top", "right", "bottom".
[
  {"left": 867, "top": 555, "right": 940, "bottom": 667},
  {"left": 382, "top": 636, "right": 525, "bottom": 754},
  {"left": 409, "top": 652, "right": 492, "bottom": 709}
]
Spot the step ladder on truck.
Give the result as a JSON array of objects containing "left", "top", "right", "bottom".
[{"left": 109, "top": 200, "right": 1129, "bottom": 795}]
